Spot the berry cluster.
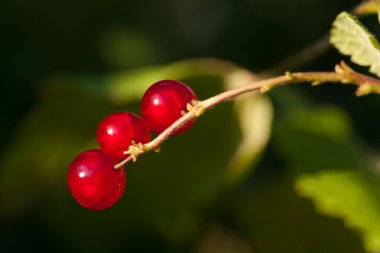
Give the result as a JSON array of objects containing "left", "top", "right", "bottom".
[{"left": 67, "top": 80, "right": 198, "bottom": 210}]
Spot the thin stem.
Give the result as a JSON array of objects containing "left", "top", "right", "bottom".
[
  {"left": 259, "top": 35, "right": 330, "bottom": 76},
  {"left": 114, "top": 62, "right": 380, "bottom": 169},
  {"left": 258, "top": 0, "right": 376, "bottom": 76}
]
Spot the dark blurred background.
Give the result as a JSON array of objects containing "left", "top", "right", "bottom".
[{"left": 3, "top": 0, "right": 380, "bottom": 252}]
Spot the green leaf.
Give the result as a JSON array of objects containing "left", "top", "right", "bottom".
[
  {"left": 224, "top": 94, "right": 273, "bottom": 185},
  {"left": 234, "top": 177, "right": 366, "bottom": 253},
  {"left": 273, "top": 105, "right": 363, "bottom": 175},
  {"left": 272, "top": 89, "right": 380, "bottom": 252},
  {"left": 106, "top": 58, "right": 245, "bottom": 104},
  {"left": 53, "top": 58, "right": 236, "bottom": 105},
  {"left": 225, "top": 94, "right": 272, "bottom": 184},
  {"left": 330, "top": 12, "right": 380, "bottom": 77},
  {"left": 296, "top": 170, "right": 380, "bottom": 252}
]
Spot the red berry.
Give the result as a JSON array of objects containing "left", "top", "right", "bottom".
[
  {"left": 141, "top": 80, "right": 198, "bottom": 135},
  {"left": 67, "top": 149, "right": 126, "bottom": 210},
  {"left": 97, "top": 112, "right": 150, "bottom": 159}
]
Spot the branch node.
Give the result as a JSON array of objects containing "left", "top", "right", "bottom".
[
  {"left": 356, "top": 83, "right": 373, "bottom": 96},
  {"left": 195, "top": 104, "right": 206, "bottom": 117},
  {"left": 335, "top": 61, "right": 356, "bottom": 84},
  {"left": 260, "top": 84, "right": 271, "bottom": 93},
  {"left": 356, "top": 82, "right": 380, "bottom": 96},
  {"left": 186, "top": 103, "right": 194, "bottom": 112},
  {"left": 335, "top": 63, "right": 344, "bottom": 74},
  {"left": 339, "top": 61, "right": 354, "bottom": 73},
  {"left": 125, "top": 142, "right": 145, "bottom": 162},
  {"left": 285, "top": 71, "right": 295, "bottom": 80},
  {"left": 186, "top": 101, "right": 205, "bottom": 117}
]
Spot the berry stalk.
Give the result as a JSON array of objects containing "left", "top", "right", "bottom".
[{"left": 114, "top": 61, "right": 380, "bottom": 169}]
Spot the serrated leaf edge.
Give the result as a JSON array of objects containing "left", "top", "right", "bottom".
[{"left": 330, "top": 11, "right": 380, "bottom": 77}]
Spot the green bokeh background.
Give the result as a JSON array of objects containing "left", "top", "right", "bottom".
[{"left": 2, "top": 0, "right": 380, "bottom": 252}]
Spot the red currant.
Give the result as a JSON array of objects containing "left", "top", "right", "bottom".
[
  {"left": 141, "top": 80, "right": 198, "bottom": 135},
  {"left": 97, "top": 112, "right": 150, "bottom": 159},
  {"left": 67, "top": 149, "right": 126, "bottom": 210}
]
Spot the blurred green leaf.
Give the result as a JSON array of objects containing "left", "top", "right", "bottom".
[
  {"left": 106, "top": 58, "right": 249, "bottom": 103},
  {"left": 0, "top": 86, "right": 116, "bottom": 217},
  {"left": 296, "top": 170, "right": 380, "bottom": 252},
  {"left": 233, "top": 177, "right": 365, "bottom": 253},
  {"left": 218, "top": 68, "right": 274, "bottom": 186},
  {"left": 274, "top": 105, "right": 363, "bottom": 174},
  {"left": 224, "top": 92, "right": 273, "bottom": 185},
  {"left": 272, "top": 89, "right": 380, "bottom": 252},
  {"left": 330, "top": 12, "right": 380, "bottom": 77}
]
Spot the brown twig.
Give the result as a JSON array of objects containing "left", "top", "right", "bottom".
[{"left": 114, "top": 62, "right": 380, "bottom": 169}]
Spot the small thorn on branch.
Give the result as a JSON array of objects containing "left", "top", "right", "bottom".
[
  {"left": 185, "top": 101, "right": 205, "bottom": 117},
  {"left": 335, "top": 64, "right": 344, "bottom": 74},
  {"left": 195, "top": 104, "right": 206, "bottom": 117},
  {"left": 285, "top": 71, "right": 295, "bottom": 80},
  {"left": 260, "top": 84, "right": 271, "bottom": 93},
  {"left": 186, "top": 103, "right": 194, "bottom": 112}
]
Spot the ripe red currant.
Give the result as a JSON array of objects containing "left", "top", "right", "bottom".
[
  {"left": 67, "top": 149, "right": 126, "bottom": 210},
  {"left": 141, "top": 80, "right": 198, "bottom": 135},
  {"left": 97, "top": 112, "right": 150, "bottom": 159}
]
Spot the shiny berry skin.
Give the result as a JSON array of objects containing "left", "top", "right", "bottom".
[
  {"left": 141, "top": 80, "right": 198, "bottom": 135},
  {"left": 67, "top": 149, "right": 126, "bottom": 210},
  {"left": 97, "top": 112, "right": 150, "bottom": 159}
]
